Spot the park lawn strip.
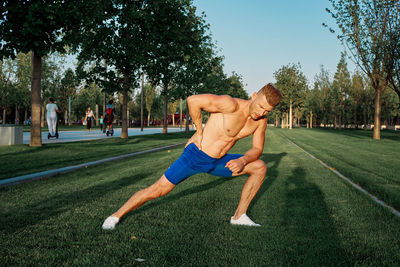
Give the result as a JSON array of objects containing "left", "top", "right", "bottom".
[
  {"left": 1, "top": 128, "right": 399, "bottom": 265},
  {"left": 0, "top": 131, "right": 193, "bottom": 180},
  {"left": 278, "top": 127, "right": 400, "bottom": 211}
]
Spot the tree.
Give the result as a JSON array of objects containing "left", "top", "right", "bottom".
[
  {"left": 145, "top": 0, "right": 209, "bottom": 134},
  {"left": 78, "top": 1, "right": 145, "bottom": 139},
  {"left": 314, "top": 66, "right": 332, "bottom": 127},
  {"left": 385, "top": 3, "right": 400, "bottom": 104},
  {"left": 349, "top": 70, "right": 366, "bottom": 128},
  {"left": 0, "top": 1, "right": 98, "bottom": 146},
  {"left": 0, "top": 59, "right": 15, "bottom": 125},
  {"left": 326, "top": 0, "right": 399, "bottom": 139},
  {"left": 59, "top": 69, "right": 78, "bottom": 125},
  {"left": 332, "top": 53, "right": 351, "bottom": 130},
  {"left": 168, "top": 100, "right": 178, "bottom": 126},
  {"left": 72, "top": 83, "right": 103, "bottom": 122},
  {"left": 3, "top": 53, "right": 33, "bottom": 125},
  {"left": 145, "top": 83, "right": 156, "bottom": 126},
  {"left": 274, "top": 63, "right": 308, "bottom": 129},
  {"left": 225, "top": 72, "right": 249, "bottom": 99}
]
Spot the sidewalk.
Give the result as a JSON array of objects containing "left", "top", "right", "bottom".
[{"left": 23, "top": 127, "right": 192, "bottom": 144}]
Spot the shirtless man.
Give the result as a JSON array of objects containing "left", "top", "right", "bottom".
[{"left": 102, "top": 83, "right": 281, "bottom": 229}]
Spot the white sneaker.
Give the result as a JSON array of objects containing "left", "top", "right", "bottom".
[
  {"left": 230, "top": 214, "right": 261, "bottom": 227},
  {"left": 102, "top": 216, "right": 119, "bottom": 230}
]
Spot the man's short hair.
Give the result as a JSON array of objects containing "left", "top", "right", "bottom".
[
  {"left": 258, "top": 83, "right": 282, "bottom": 107},
  {"left": 49, "top": 97, "right": 55, "bottom": 102},
  {"left": 108, "top": 100, "right": 113, "bottom": 105}
]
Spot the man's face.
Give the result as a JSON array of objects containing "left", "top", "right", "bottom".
[{"left": 249, "top": 92, "right": 274, "bottom": 120}]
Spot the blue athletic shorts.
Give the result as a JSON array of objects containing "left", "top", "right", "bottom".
[{"left": 164, "top": 143, "right": 243, "bottom": 185}]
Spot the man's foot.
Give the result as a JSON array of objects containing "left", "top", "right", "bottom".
[
  {"left": 230, "top": 214, "right": 261, "bottom": 227},
  {"left": 102, "top": 216, "right": 119, "bottom": 230}
]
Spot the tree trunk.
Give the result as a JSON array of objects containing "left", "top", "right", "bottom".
[
  {"left": 64, "top": 110, "right": 68, "bottom": 125},
  {"left": 289, "top": 100, "right": 293, "bottom": 130},
  {"left": 286, "top": 112, "right": 289, "bottom": 128},
  {"left": 24, "top": 109, "right": 28, "bottom": 125},
  {"left": 127, "top": 108, "right": 130, "bottom": 128},
  {"left": 103, "top": 59, "right": 107, "bottom": 120},
  {"left": 310, "top": 111, "right": 313, "bottom": 128},
  {"left": 41, "top": 103, "right": 45, "bottom": 128},
  {"left": 363, "top": 104, "right": 367, "bottom": 130},
  {"left": 95, "top": 104, "right": 99, "bottom": 126},
  {"left": 373, "top": 88, "right": 382, "bottom": 140},
  {"left": 343, "top": 102, "right": 347, "bottom": 129},
  {"left": 147, "top": 113, "right": 151, "bottom": 127},
  {"left": 30, "top": 52, "right": 42, "bottom": 146},
  {"left": 180, "top": 98, "right": 183, "bottom": 129},
  {"left": 354, "top": 102, "right": 358, "bottom": 129},
  {"left": 121, "top": 76, "right": 129, "bottom": 139},
  {"left": 2, "top": 108, "right": 5, "bottom": 125},
  {"left": 163, "top": 84, "right": 168, "bottom": 134},
  {"left": 338, "top": 114, "right": 342, "bottom": 130},
  {"left": 15, "top": 105, "right": 19, "bottom": 125},
  {"left": 140, "top": 73, "right": 144, "bottom": 131},
  {"left": 185, "top": 95, "right": 190, "bottom": 133}
]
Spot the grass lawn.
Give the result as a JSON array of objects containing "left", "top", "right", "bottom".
[
  {"left": 0, "top": 131, "right": 193, "bottom": 180},
  {"left": 1, "top": 128, "right": 399, "bottom": 265},
  {"left": 279, "top": 127, "right": 400, "bottom": 211}
]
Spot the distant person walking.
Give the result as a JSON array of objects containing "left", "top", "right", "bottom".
[
  {"left": 46, "top": 97, "right": 60, "bottom": 136},
  {"left": 104, "top": 100, "right": 116, "bottom": 135},
  {"left": 99, "top": 115, "right": 105, "bottom": 133},
  {"left": 84, "top": 107, "right": 96, "bottom": 132}
]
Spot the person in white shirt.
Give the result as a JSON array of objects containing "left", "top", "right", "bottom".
[
  {"left": 85, "top": 107, "right": 96, "bottom": 131},
  {"left": 46, "top": 97, "right": 60, "bottom": 136}
]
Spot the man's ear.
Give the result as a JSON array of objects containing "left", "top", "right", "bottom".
[{"left": 251, "top": 92, "right": 257, "bottom": 99}]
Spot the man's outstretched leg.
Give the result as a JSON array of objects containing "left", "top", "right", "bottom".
[
  {"left": 230, "top": 159, "right": 266, "bottom": 226},
  {"left": 102, "top": 175, "right": 175, "bottom": 230}
]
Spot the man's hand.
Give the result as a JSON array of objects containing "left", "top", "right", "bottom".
[
  {"left": 225, "top": 158, "right": 246, "bottom": 174},
  {"left": 185, "top": 132, "right": 203, "bottom": 149}
]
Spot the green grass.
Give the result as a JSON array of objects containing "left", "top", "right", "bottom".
[
  {"left": 1, "top": 128, "right": 399, "bottom": 265},
  {"left": 279, "top": 127, "right": 400, "bottom": 211},
  {"left": 0, "top": 131, "right": 193, "bottom": 180}
]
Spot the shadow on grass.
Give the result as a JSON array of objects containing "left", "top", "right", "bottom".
[
  {"left": 248, "top": 152, "right": 287, "bottom": 213},
  {"left": 127, "top": 176, "right": 236, "bottom": 220},
  {"left": 282, "top": 167, "right": 351, "bottom": 265},
  {"left": 0, "top": 171, "right": 152, "bottom": 234}
]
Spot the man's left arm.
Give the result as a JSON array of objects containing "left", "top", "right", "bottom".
[{"left": 225, "top": 120, "right": 267, "bottom": 173}]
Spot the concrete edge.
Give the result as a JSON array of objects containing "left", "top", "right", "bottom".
[{"left": 0, "top": 142, "right": 185, "bottom": 188}]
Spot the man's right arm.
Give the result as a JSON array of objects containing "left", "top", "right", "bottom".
[
  {"left": 187, "top": 94, "right": 238, "bottom": 148},
  {"left": 187, "top": 94, "right": 238, "bottom": 129}
]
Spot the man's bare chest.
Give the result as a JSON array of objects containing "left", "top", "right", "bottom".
[{"left": 219, "top": 113, "right": 259, "bottom": 138}]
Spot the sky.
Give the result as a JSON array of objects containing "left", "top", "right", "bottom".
[{"left": 192, "top": 0, "right": 355, "bottom": 95}]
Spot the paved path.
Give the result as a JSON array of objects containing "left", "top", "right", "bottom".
[{"left": 23, "top": 127, "right": 192, "bottom": 144}]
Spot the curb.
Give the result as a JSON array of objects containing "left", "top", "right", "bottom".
[{"left": 0, "top": 142, "right": 185, "bottom": 188}]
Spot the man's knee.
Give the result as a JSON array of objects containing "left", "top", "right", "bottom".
[
  {"left": 249, "top": 159, "right": 267, "bottom": 176},
  {"left": 147, "top": 176, "right": 175, "bottom": 199}
]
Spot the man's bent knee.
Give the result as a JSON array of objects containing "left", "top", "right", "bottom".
[
  {"left": 147, "top": 175, "right": 175, "bottom": 199},
  {"left": 248, "top": 159, "right": 267, "bottom": 176}
]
